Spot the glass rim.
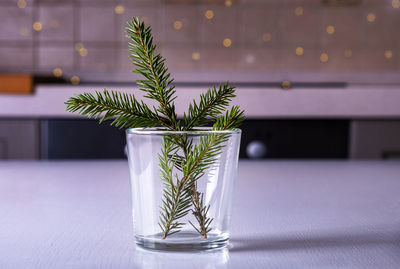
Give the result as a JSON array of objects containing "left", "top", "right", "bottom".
[{"left": 126, "top": 127, "right": 241, "bottom": 135}]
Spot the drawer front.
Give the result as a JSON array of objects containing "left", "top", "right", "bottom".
[
  {"left": 41, "top": 119, "right": 126, "bottom": 159},
  {"left": 240, "top": 120, "right": 349, "bottom": 159},
  {"left": 0, "top": 119, "right": 40, "bottom": 159},
  {"left": 350, "top": 120, "right": 400, "bottom": 159},
  {"left": 41, "top": 119, "right": 349, "bottom": 159}
]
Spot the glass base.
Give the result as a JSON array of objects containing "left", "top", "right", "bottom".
[{"left": 135, "top": 232, "right": 229, "bottom": 251}]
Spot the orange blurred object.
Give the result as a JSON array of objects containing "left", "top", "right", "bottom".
[{"left": 0, "top": 74, "right": 33, "bottom": 94}]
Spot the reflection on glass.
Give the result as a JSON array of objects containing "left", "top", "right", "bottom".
[{"left": 133, "top": 246, "right": 230, "bottom": 269}]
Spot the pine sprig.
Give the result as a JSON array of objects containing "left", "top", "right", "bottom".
[
  {"left": 158, "top": 106, "right": 243, "bottom": 238},
  {"left": 188, "top": 192, "right": 213, "bottom": 238},
  {"left": 175, "top": 106, "right": 244, "bottom": 237},
  {"left": 65, "top": 17, "right": 245, "bottom": 240},
  {"left": 185, "top": 106, "right": 245, "bottom": 177},
  {"left": 126, "top": 18, "right": 179, "bottom": 130},
  {"left": 65, "top": 89, "right": 164, "bottom": 128},
  {"left": 183, "top": 82, "right": 236, "bottom": 129},
  {"left": 213, "top": 105, "right": 245, "bottom": 131},
  {"left": 158, "top": 137, "right": 192, "bottom": 239}
]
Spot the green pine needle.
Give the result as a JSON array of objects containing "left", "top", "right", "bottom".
[
  {"left": 158, "top": 136, "right": 192, "bottom": 238},
  {"left": 183, "top": 82, "right": 236, "bottom": 129},
  {"left": 65, "top": 89, "right": 164, "bottom": 128},
  {"left": 126, "top": 18, "right": 178, "bottom": 129}
]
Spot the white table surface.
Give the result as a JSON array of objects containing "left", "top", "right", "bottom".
[{"left": 0, "top": 160, "right": 399, "bottom": 269}]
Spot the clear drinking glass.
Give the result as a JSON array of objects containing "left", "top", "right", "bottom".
[{"left": 126, "top": 127, "right": 241, "bottom": 250}]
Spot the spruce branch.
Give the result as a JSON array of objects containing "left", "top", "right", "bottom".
[
  {"left": 183, "top": 82, "right": 236, "bottom": 129},
  {"left": 188, "top": 192, "right": 213, "bottom": 238},
  {"left": 158, "top": 106, "right": 244, "bottom": 239},
  {"left": 158, "top": 137, "right": 192, "bottom": 239},
  {"left": 184, "top": 106, "right": 245, "bottom": 181},
  {"left": 65, "top": 17, "right": 245, "bottom": 241},
  {"left": 65, "top": 89, "right": 164, "bottom": 128},
  {"left": 180, "top": 106, "right": 244, "bottom": 237},
  {"left": 126, "top": 18, "right": 179, "bottom": 130}
]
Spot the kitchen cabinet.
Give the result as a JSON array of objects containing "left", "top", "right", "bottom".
[
  {"left": 0, "top": 119, "right": 39, "bottom": 159},
  {"left": 39, "top": 119, "right": 350, "bottom": 160},
  {"left": 350, "top": 120, "right": 400, "bottom": 159},
  {"left": 0, "top": 84, "right": 400, "bottom": 159},
  {"left": 41, "top": 119, "right": 126, "bottom": 159},
  {"left": 240, "top": 119, "right": 349, "bottom": 159},
  {"left": 2, "top": 118, "right": 400, "bottom": 160}
]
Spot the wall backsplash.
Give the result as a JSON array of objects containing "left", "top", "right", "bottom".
[{"left": 0, "top": 0, "right": 399, "bottom": 82}]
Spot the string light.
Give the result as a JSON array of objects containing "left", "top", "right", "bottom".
[
  {"left": 295, "top": 7, "right": 303, "bottom": 16},
  {"left": 79, "top": 48, "right": 88, "bottom": 57},
  {"left": 282, "top": 81, "right": 291, "bottom": 89},
  {"left": 52, "top": 68, "right": 63, "bottom": 77},
  {"left": 71, "top": 76, "right": 80, "bottom": 85},
  {"left": 18, "top": 0, "right": 387, "bottom": 76},
  {"left": 320, "top": 53, "right": 329, "bottom": 63},
  {"left": 295, "top": 47, "right": 304, "bottom": 56},
  {"left": 17, "top": 0, "right": 26, "bottom": 8},
  {"left": 384, "top": 50, "right": 393, "bottom": 59},
  {"left": 192, "top": 52, "right": 200, "bottom": 61},
  {"left": 366, "top": 13, "right": 375, "bottom": 23},
  {"left": 75, "top": 42, "right": 84, "bottom": 51},
  {"left": 326, "top": 25, "right": 335, "bottom": 35},
  {"left": 224, "top": 0, "right": 232, "bottom": 7},
  {"left": 33, "top": 22, "right": 42, "bottom": 31},
  {"left": 223, "top": 38, "right": 232, "bottom": 48},
  {"left": 262, "top": 33, "right": 271, "bottom": 42},
  {"left": 344, "top": 49, "right": 353, "bottom": 58},
  {"left": 173, "top": 20, "right": 182, "bottom": 30},
  {"left": 392, "top": 0, "right": 400, "bottom": 8},
  {"left": 205, "top": 10, "right": 214, "bottom": 19},
  {"left": 114, "top": 5, "right": 124, "bottom": 15},
  {"left": 74, "top": 42, "right": 88, "bottom": 57}
]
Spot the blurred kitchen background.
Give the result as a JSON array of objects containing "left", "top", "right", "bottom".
[{"left": 0, "top": 0, "right": 400, "bottom": 160}]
